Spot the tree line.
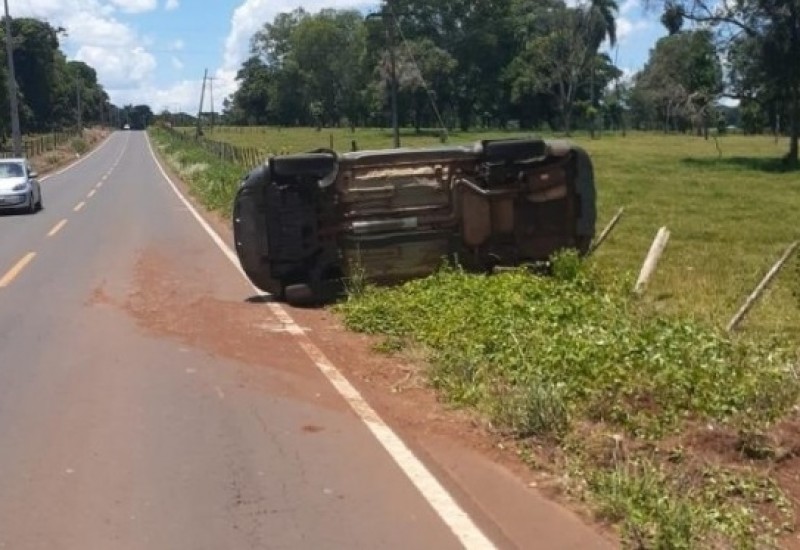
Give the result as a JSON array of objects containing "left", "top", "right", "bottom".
[
  {"left": 0, "top": 16, "right": 154, "bottom": 146},
  {"left": 223, "top": 0, "right": 621, "bottom": 135},
  {"left": 223, "top": 0, "right": 800, "bottom": 165}
]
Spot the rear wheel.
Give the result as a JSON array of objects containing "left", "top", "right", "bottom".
[{"left": 284, "top": 283, "right": 316, "bottom": 306}]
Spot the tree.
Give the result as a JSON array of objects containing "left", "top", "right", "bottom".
[
  {"left": 227, "top": 56, "right": 271, "bottom": 125},
  {"left": 651, "top": 0, "right": 800, "bottom": 165},
  {"left": 0, "top": 18, "right": 61, "bottom": 131},
  {"left": 505, "top": 5, "right": 597, "bottom": 134},
  {"left": 230, "top": 1, "right": 625, "bottom": 134},
  {"left": 0, "top": 17, "right": 111, "bottom": 135},
  {"left": 631, "top": 30, "right": 722, "bottom": 136},
  {"left": 585, "top": 0, "right": 619, "bottom": 137}
]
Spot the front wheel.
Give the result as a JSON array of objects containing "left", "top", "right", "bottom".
[{"left": 26, "top": 193, "right": 36, "bottom": 215}]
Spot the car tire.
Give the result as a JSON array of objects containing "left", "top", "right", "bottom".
[
  {"left": 26, "top": 192, "right": 36, "bottom": 215},
  {"left": 284, "top": 283, "right": 315, "bottom": 306}
]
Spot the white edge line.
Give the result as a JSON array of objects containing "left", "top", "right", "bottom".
[
  {"left": 40, "top": 131, "right": 115, "bottom": 182},
  {"left": 143, "top": 132, "right": 496, "bottom": 550}
]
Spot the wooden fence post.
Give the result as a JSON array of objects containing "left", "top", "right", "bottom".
[
  {"left": 634, "top": 227, "right": 671, "bottom": 295},
  {"left": 726, "top": 241, "right": 800, "bottom": 332},
  {"left": 588, "top": 207, "right": 625, "bottom": 256}
]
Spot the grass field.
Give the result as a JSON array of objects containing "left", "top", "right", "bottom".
[
  {"left": 174, "top": 126, "right": 800, "bottom": 338},
  {"left": 153, "top": 126, "right": 800, "bottom": 547}
]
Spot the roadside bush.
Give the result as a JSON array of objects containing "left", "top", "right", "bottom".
[
  {"left": 149, "top": 128, "right": 243, "bottom": 216},
  {"left": 71, "top": 138, "right": 88, "bottom": 155}
]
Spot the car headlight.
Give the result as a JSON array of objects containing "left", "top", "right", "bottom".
[{"left": 12, "top": 182, "right": 27, "bottom": 191}]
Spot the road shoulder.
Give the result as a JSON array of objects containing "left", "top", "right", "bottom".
[{"left": 146, "top": 134, "right": 618, "bottom": 549}]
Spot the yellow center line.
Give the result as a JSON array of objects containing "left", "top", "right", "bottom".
[
  {"left": 88, "top": 189, "right": 96, "bottom": 198},
  {"left": 0, "top": 252, "right": 36, "bottom": 288},
  {"left": 47, "top": 219, "right": 68, "bottom": 237},
  {"left": 74, "top": 201, "right": 86, "bottom": 212}
]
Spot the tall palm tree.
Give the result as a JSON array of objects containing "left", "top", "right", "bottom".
[
  {"left": 584, "top": 0, "right": 618, "bottom": 51},
  {"left": 583, "top": 0, "right": 618, "bottom": 137}
]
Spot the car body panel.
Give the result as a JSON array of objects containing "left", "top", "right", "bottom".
[
  {"left": 0, "top": 159, "right": 41, "bottom": 212},
  {"left": 233, "top": 138, "right": 596, "bottom": 304}
]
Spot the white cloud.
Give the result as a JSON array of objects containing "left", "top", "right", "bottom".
[
  {"left": 170, "top": 39, "right": 185, "bottom": 51},
  {"left": 108, "top": 0, "right": 158, "bottom": 13},
  {"left": 165, "top": 0, "right": 179, "bottom": 10},
  {"left": 76, "top": 45, "right": 157, "bottom": 89},
  {"left": 9, "top": 0, "right": 158, "bottom": 104},
  {"left": 617, "top": 17, "right": 651, "bottom": 43},
  {"left": 171, "top": 56, "right": 184, "bottom": 70},
  {"left": 113, "top": 78, "right": 201, "bottom": 112}
]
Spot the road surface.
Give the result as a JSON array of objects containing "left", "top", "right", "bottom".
[{"left": 0, "top": 131, "right": 611, "bottom": 549}]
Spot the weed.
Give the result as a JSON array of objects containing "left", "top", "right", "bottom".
[
  {"left": 336, "top": 257, "right": 799, "bottom": 546},
  {"left": 488, "top": 381, "right": 570, "bottom": 440},
  {"left": 70, "top": 138, "right": 88, "bottom": 155},
  {"left": 149, "top": 128, "right": 242, "bottom": 217}
]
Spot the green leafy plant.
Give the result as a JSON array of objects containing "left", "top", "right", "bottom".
[{"left": 336, "top": 256, "right": 799, "bottom": 547}]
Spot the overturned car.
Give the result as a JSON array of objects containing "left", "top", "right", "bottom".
[{"left": 233, "top": 138, "right": 596, "bottom": 305}]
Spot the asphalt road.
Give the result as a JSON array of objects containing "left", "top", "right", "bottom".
[{"left": 0, "top": 132, "right": 610, "bottom": 550}]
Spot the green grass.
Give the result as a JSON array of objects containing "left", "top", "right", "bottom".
[
  {"left": 154, "top": 126, "right": 800, "bottom": 546},
  {"left": 150, "top": 127, "right": 245, "bottom": 216},
  {"left": 581, "top": 133, "right": 800, "bottom": 339},
  {"left": 174, "top": 126, "right": 800, "bottom": 336},
  {"left": 336, "top": 253, "right": 799, "bottom": 548},
  {"left": 177, "top": 125, "right": 520, "bottom": 155}
]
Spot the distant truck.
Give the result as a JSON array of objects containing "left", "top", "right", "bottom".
[{"left": 233, "top": 138, "right": 596, "bottom": 304}]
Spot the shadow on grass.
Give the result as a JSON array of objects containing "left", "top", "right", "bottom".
[{"left": 681, "top": 156, "right": 799, "bottom": 173}]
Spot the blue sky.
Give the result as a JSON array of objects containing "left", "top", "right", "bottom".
[{"left": 11, "top": 0, "right": 666, "bottom": 111}]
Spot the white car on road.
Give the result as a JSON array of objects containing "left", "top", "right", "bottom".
[{"left": 0, "top": 158, "right": 42, "bottom": 214}]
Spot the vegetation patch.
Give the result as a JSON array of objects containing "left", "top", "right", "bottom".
[
  {"left": 70, "top": 138, "right": 88, "bottom": 155},
  {"left": 149, "top": 127, "right": 244, "bottom": 217},
  {"left": 336, "top": 252, "right": 800, "bottom": 547}
]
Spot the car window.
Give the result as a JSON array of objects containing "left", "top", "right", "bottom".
[{"left": 0, "top": 163, "right": 24, "bottom": 178}]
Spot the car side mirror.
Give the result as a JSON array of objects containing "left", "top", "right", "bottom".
[{"left": 29, "top": 171, "right": 38, "bottom": 178}]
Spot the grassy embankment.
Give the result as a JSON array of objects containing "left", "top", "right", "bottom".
[
  {"left": 152, "top": 126, "right": 800, "bottom": 548},
  {"left": 8, "top": 128, "right": 108, "bottom": 174}
]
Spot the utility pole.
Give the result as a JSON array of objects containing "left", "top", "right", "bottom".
[
  {"left": 367, "top": 0, "right": 401, "bottom": 148},
  {"left": 76, "top": 82, "right": 83, "bottom": 135},
  {"left": 3, "top": 0, "right": 22, "bottom": 157},
  {"left": 208, "top": 76, "right": 216, "bottom": 133},
  {"left": 196, "top": 69, "right": 207, "bottom": 138}
]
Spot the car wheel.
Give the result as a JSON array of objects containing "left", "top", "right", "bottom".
[
  {"left": 36, "top": 192, "right": 43, "bottom": 211},
  {"left": 284, "top": 283, "right": 315, "bottom": 306},
  {"left": 26, "top": 192, "right": 36, "bottom": 214}
]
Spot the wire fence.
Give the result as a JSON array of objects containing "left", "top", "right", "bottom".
[
  {"left": 0, "top": 131, "right": 81, "bottom": 160},
  {"left": 162, "top": 125, "right": 265, "bottom": 169}
]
